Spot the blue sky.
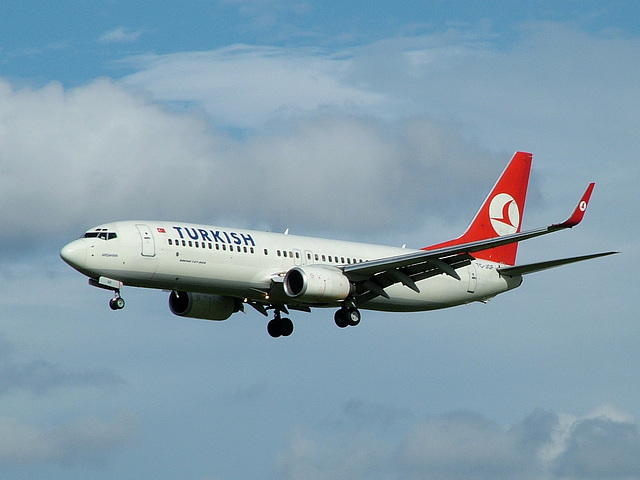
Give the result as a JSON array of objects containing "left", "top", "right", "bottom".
[
  {"left": 1, "top": 2, "right": 639, "bottom": 479},
  {"left": 4, "top": 1, "right": 639, "bottom": 86}
]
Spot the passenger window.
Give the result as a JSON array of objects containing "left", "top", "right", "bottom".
[
  {"left": 264, "top": 249, "right": 269, "bottom": 255},
  {"left": 168, "top": 239, "right": 173, "bottom": 246}
]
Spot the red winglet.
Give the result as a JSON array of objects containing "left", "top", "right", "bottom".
[{"left": 555, "top": 183, "right": 595, "bottom": 228}]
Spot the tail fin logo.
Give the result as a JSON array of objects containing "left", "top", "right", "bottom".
[{"left": 489, "top": 193, "right": 520, "bottom": 236}]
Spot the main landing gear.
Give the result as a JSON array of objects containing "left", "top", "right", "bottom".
[
  {"left": 267, "top": 309, "right": 294, "bottom": 338},
  {"left": 334, "top": 306, "right": 361, "bottom": 329},
  {"left": 267, "top": 305, "right": 361, "bottom": 337}
]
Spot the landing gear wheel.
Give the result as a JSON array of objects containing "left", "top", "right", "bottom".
[
  {"left": 267, "top": 319, "right": 281, "bottom": 338},
  {"left": 109, "top": 296, "right": 125, "bottom": 310},
  {"left": 347, "top": 307, "right": 361, "bottom": 326},
  {"left": 334, "top": 309, "right": 349, "bottom": 328},
  {"left": 280, "top": 318, "right": 294, "bottom": 337}
]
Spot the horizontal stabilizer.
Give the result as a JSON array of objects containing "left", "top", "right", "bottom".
[{"left": 497, "top": 251, "right": 618, "bottom": 276}]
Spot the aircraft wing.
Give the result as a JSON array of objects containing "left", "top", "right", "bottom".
[
  {"left": 497, "top": 251, "right": 618, "bottom": 276},
  {"left": 343, "top": 183, "right": 608, "bottom": 301}
]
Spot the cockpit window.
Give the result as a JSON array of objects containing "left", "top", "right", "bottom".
[{"left": 83, "top": 229, "right": 117, "bottom": 240}]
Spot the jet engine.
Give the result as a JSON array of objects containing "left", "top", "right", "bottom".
[
  {"left": 283, "top": 265, "right": 354, "bottom": 302},
  {"left": 169, "top": 291, "right": 240, "bottom": 321}
]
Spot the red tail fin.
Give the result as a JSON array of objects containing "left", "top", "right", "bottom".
[{"left": 423, "top": 151, "right": 532, "bottom": 265}]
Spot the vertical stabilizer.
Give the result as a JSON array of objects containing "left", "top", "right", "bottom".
[{"left": 423, "top": 151, "right": 532, "bottom": 265}]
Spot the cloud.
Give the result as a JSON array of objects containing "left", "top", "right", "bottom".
[
  {"left": 2, "top": 21, "right": 636, "bottom": 250},
  {"left": 276, "top": 404, "right": 640, "bottom": 480},
  {"left": 119, "top": 23, "right": 640, "bottom": 127},
  {"left": 0, "top": 77, "right": 496, "bottom": 249},
  {"left": 115, "top": 21, "right": 640, "bottom": 247},
  {"left": 0, "top": 78, "right": 226, "bottom": 243},
  {"left": 124, "top": 45, "right": 387, "bottom": 129},
  {"left": 120, "top": 22, "right": 640, "bottom": 176},
  {"left": 0, "top": 413, "right": 137, "bottom": 466},
  {"left": 0, "top": 335, "right": 125, "bottom": 395},
  {"left": 97, "top": 27, "right": 144, "bottom": 44}
]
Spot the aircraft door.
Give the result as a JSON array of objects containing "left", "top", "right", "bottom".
[
  {"left": 467, "top": 263, "right": 478, "bottom": 293},
  {"left": 136, "top": 224, "right": 156, "bottom": 257}
]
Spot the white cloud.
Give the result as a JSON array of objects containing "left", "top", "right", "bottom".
[
  {"left": 0, "top": 77, "right": 497, "bottom": 248},
  {"left": 120, "top": 23, "right": 640, "bottom": 178},
  {"left": 276, "top": 405, "right": 640, "bottom": 480},
  {"left": 0, "top": 78, "right": 228, "bottom": 242},
  {"left": 2, "top": 21, "right": 636, "bottom": 249},
  {"left": 114, "top": 23, "right": 639, "bottom": 246},
  {"left": 124, "top": 45, "right": 387, "bottom": 129},
  {"left": 97, "top": 27, "right": 143, "bottom": 44}
]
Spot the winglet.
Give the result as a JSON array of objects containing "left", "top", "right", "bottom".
[{"left": 554, "top": 183, "right": 595, "bottom": 228}]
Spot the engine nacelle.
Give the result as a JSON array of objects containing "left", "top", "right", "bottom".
[
  {"left": 168, "top": 291, "right": 239, "bottom": 321},
  {"left": 283, "top": 265, "right": 353, "bottom": 302}
]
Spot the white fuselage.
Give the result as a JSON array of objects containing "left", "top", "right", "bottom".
[{"left": 61, "top": 221, "right": 522, "bottom": 313}]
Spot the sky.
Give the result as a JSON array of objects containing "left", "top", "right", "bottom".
[{"left": 0, "top": 1, "right": 639, "bottom": 479}]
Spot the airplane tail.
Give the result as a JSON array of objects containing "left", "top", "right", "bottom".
[{"left": 423, "top": 151, "right": 532, "bottom": 265}]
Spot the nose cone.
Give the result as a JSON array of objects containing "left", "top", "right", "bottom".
[{"left": 60, "top": 239, "right": 87, "bottom": 270}]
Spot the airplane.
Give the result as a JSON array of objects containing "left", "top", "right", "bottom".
[{"left": 60, "top": 151, "right": 616, "bottom": 337}]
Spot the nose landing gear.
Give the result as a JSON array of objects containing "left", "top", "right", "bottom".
[
  {"left": 88, "top": 277, "right": 125, "bottom": 311},
  {"left": 109, "top": 292, "right": 125, "bottom": 310}
]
